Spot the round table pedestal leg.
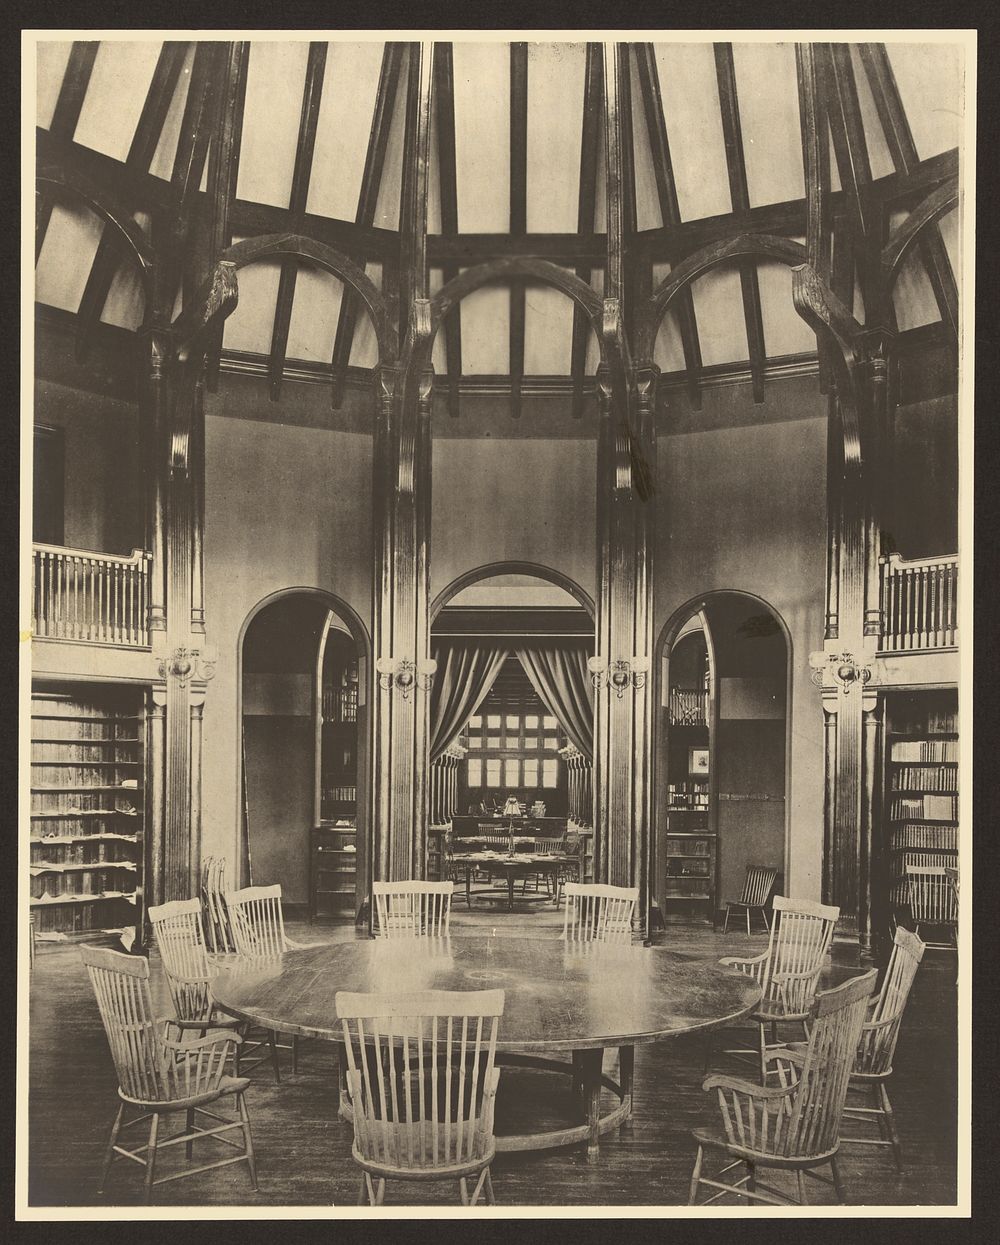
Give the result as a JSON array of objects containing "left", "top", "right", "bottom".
[
  {"left": 578, "top": 1047, "right": 605, "bottom": 1163},
  {"left": 618, "top": 1045, "right": 635, "bottom": 1134}
]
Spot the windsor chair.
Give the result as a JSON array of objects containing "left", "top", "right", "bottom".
[
  {"left": 562, "top": 882, "right": 638, "bottom": 944},
  {"left": 149, "top": 898, "right": 280, "bottom": 1081},
  {"left": 840, "top": 926, "right": 926, "bottom": 1169},
  {"left": 372, "top": 881, "right": 455, "bottom": 938},
  {"left": 722, "top": 866, "right": 779, "bottom": 935},
  {"left": 337, "top": 988, "right": 504, "bottom": 1206},
  {"left": 225, "top": 883, "right": 320, "bottom": 1074},
  {"left": 688, "top": 969, "right": 877, "bottom": 1206},
  {"left": 905, "top": 865, "right": 958, "bottom": 948},
  {"left": 709, "top": 896, "right": 839, "bottom": 1079},
  {"left": 80, "top": 944, "right": 257, "bottom": 1203},
  {"left": 201, "top": 855, "right": 237, "bottom": 957}
]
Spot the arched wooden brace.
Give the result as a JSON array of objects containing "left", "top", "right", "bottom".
[
  {"left": 220, "top": 233, "right": 398, "bottom": 364},
  {"left": 636, "top": 233, "right": 807, "bottom": 361},
  {"left": 36, "top": 163, "right": 156, "bottom": 303},
  {"left": 879, "top": 178, "right": 960, "bottom": 322}
]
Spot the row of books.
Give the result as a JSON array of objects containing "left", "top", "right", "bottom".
[
  {"left": 892, "top": 708, "right": 958, "bottom": 735},
  {"left": 665, "top": 836, "right": 712, "bottom": 855},
  {"left": 890, "top": 739, "right": 958, "bottom": 763},
  {"left": 32, "top": 898, "right": 136, "bottom": 934},
  {"left": 891, "top": 766, "right": 958, "bottom": 792},
  {"left": 890, "top": 794, "right": 958, "bottom": 822},
  {"left": 31, "top": 873, "right": 137, "bottom": 899},
  {"left": 668, "top": 794, "right": 710, "bottom": 808},
  {"left": 322, "top": 686, "right": 358, "bottom": 722},
  {"left": 31, "top": 840, "right": 136, "bottom": 864},
  {"left": 323, "top": 786, "right": 357, "bottom": 803},
  {"left": 890, "top": 823, "right": 958, "bottom": 852}
]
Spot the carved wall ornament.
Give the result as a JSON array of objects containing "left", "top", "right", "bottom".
[
  {"left": 156, "top": 644, "right": 218, "bottom": 689},
  {"left": 808, "top": 649, "right": 876, "bottom": 694},
  {"left": 588, "top": 655, "right": 650, "bottom": 698},
  {"left": 376, "top": 656, "right": 437, "bottom": 699}
]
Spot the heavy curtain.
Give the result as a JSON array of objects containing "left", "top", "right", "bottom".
[
  {"left": 429, "top": 643, "right": 508, "bottom": 760},
  {"left": 514, "top": 643, "right": 594, "bottom": 759}
]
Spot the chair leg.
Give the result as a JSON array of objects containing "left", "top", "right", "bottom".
[
  {"left": 687, "top": 1145, "right": 704, "bottom": 1205},
  {"left": 185, "top": 1106, "right": 195, "bottom": 1159},
  {"left": 459, "top": 1177, "right": 470, "bottom": 1206},
  {"left": 292, "top": 1034, "right": 299, "bottom": 1075},
  {"left": 796, "top": 1169, "right": 807, "bottom": 1205},
  {"left": 357, "top": 1174, "right": 369, "bottom": 1205},
  {"left": 483, "top": 1168, "right": 496, "bottom": 1205},
  {"left": 143, "top": 1112, "right": 160, "bottom": 1204},
  {"left": 238, "top": 1091, "right": 258, "bottom": 1190},
  {"left": 723, "top": 906, "right": 731, "bottom": 934},
  {"left": 746, "top": 908, "right": 751, "bottom": 937},
  {"left": 880, "top": 1082, "right": 903, "bottom": 1171},
  {"left": 99, "top": 1102, "right": 124, "bottom": 1193},
  {"left": 269, "top": 1030, "right": 281, "bottom": 1083},
  {"left": 830, "top": 1155, "right": 845, "bottom": 1203}
]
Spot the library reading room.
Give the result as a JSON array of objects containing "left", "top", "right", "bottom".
[{"left": 23, "top": 33, "right": 968, "bottom": 1215}]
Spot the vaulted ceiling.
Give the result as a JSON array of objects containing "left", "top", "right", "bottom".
[{"left": 34, "top": 39, "right": 964, "bottom": 414}]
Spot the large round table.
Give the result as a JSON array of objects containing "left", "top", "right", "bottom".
[{"left": 213, "top": 936, "right": 761, "bottom": 1161}]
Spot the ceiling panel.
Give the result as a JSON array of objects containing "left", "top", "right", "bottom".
[
  {"left": 306, "top": 41, "right": 384, "bottom": 222},
  {"left": 284, "top": 264, "right": 344, "bottom": 362},
  {"left": 148, "top": 43, "right": 196, "bottom": 181},
  {"left": 35, "top": 41, "right": 74, "bottom": 132},
  {"left": 848, "top": 45, "right": 896, "bottom": 180},
  {"left": 888, "top": 208, "right": 940, "bottom": 330},
  {"left": 348, "top": 260, "right": 383, "bottom": 368},
  {"left": 584, "top": 269, "right": 603, "bottom": 374},
  {"left": 99, "top": 254, "right": 145, "bottom": 331},
  {"left": 731, "top": 43, "right": 805, "bottom": 208},
  {"left": 372, "top": 54, "right": 409, "bottom": 233},
  {"left": 236, "top": 41, "right": 310, "bottom": 210},
  {"left": 222, "top": 246, "right": 280, "bottom": 353},
  {"left": 886, "top": 43, "right": 964, "bottom": 162},
  {"left": 460, "top": 281, "right": 510, "bottom": 373},
  {"left": 689, "top": 263, "right": 749, "bottom": 365},
  {"left": 453, "top": 43, "right": 510, "bottom": 232},
  {"left": 35, "top": 202, "right": 103, "bottom": 314},
  {"left": 653, "top": 43, "right": 732, "bottom": 221},
  {"left": 526, "top": 43, "right": 586, "bottom": 233},
  {"left": 938, "top": 206, "right": 960, "bottom": 280},
  {"left": 631, "top": 54, "right": 662, "bottom": 232},
  {"left": 523, "top": 284, "right": 574, "bottom": 374},
  {"left": 428, "top": 267, "right": 448, "bottom": 374},
  {"left": 651, "top": 262, "right": 687, "bottom": 373},
  {"left": 74, "top": 41, "right": 163, "bottom": 162}
]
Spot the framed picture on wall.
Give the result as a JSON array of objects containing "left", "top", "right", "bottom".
[{"left": 688, "top": 747, "right": 710, "bottom": 777}]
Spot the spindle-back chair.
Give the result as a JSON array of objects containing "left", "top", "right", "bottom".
[
  {"left": 562, "top": 882, "right": 638, "bottom": 944},
  {"left": 688, "top": 969, "right": 877, "bottom": 1206},
  {"left": 373, "top": 881, "right": 455, "bottom": 938},
  {"left": 224, "top": 884, "right": 317, "bottom": 1074},
  {"left": 712, "top": 896, "right": 839, "bottom": 1078},
  {"left": 201, "top": 855, "right": 236, "bottom": 956},
  {"left": 722, "top": 866, "right": 779, "bottom": 935},
  {"left": 337, "top": 988, "right": 504, "bottom": 1206},
  {"left": 905, "top": 865, "right": 957, "bottom": 948},
  {"left": 841, "top": 927, "right": 925, "bottom": 1169},
  {"left": 80, "top": 944, "right": 257, "bottom": 1203}
]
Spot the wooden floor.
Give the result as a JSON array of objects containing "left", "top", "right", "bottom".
[{"left": 26, "top": 906, "right": 959, "bottom": 1209}]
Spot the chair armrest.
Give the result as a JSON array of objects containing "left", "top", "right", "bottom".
[
  {"left": 165, "top": 1016, "right": 241, "bottom": 1031},
  {"left": 284, "top": 937, "right": 325, "bottom": 951},
  {"left": 860, "top": 1014, "right": 897, "bottom": 1034},
  {"left": 162, "top": 1029, "right": 242, "bottom": 1053},
  {"left": 720, "top": 951, "right": 768, "bottom": 970},
  {"left": 702, "top": 1072, "right": 797, "bottom": 1101},
  {"left": 772, "top": 967, "right": 820, "bottom": 983}
]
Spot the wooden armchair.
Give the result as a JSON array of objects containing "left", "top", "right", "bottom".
[
  {"left": 905, "top": 865, "right": 958, "bottom": 948},
  {"left": 149, "top": 898, "right": 281, "bottom": 1082},
  {"left": 710, "top": 896, "right": 839, "bottom": 1078},
  {"left": 689, "top": 969, "right": 876, "bottom": 1206},
  {"left": 200, "top": 855, "right": 236, "bottom": 956},
  {"left": 841, "top": 927, "right": 926, "bottom": 1169},
  {"left": 373, "top": 881, "right": 454, "bottom": 938},
  {"left": 337, "top": 987, "right": 504, "bottom": 1206},
  {"left": 722, "top": 866, "right": 779, "bottom": 935},
  {"left": 562, "top": 882, "right": 638, "bottom": 944},
  {"left": 81, "top": 944, "right": 257, "bottom": 1204}
]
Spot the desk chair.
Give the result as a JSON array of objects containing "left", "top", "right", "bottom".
[
  {"left": 373, "top": 881, "right": 454, "bottom": 938},
  {"left": 722, "top": 866, "right": 779, "bottom": 935},
  {"left": 562, "top": 882, "right": 638, "bottom": 944}
]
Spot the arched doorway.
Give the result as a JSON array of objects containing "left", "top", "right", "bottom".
[
  {"left": 655, "top": 592, "right": 791, "bottom": 928},
  {"left": 237, "top": 589, "right": 370, "bottom": 922},
  {"left": 429, "top": 565, "right": 596, "bottom": 914}
]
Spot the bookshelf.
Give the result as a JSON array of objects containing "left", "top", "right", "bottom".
[
  {"left": 30, "top": 683, "right": 145, "bottom": 946},
  {"left": 881, "top": 689, "right": 959, "bottom": 924},
  {"left": 310, "top": 822, "right": 357, "bottom": 920},
  {"left": 313, "top": 630, "right": 359, "bottom": 922}
]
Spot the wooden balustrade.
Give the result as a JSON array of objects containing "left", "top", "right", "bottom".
[
  {"left": 668, "top": 687, "right": 709, "bottom": 726},
  {"left": 32, "top": 543, "right": 151, "bottom": 647},
  {"left": 879, "top": 553, "right": 958, "bottom": 652}
]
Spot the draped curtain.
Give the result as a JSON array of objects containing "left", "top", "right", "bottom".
[
  {"left": 429, "top": 643, "right": 509, "bottom": 760},
  {"left": 513, "top": 643, "right": 594, "bottom": 759}
]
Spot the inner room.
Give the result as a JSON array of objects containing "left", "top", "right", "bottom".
[{"left": 24, "top": 33, "right": 968, "bottom": 1216}]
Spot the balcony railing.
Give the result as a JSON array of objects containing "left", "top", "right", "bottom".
[
  {"left": 668, "top": 687, "right": 709, "bottom": 725},
  {"left": 879, "top": 552, "right": 958, "bottom": 652},
  {"left": 32, "top": 543, "right": 151, "bottom": 648}
]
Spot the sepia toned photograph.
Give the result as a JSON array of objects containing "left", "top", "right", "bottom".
[{"left": 18, "top": 29, "right": 972, "bottom": 1218}]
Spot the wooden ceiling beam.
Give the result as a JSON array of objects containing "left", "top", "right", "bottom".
[
  {"left": 509, "top": 42, "right": 528, "bottom": 419},
  {"left": 635, "top": 43, "right": 702, "bottom": 408},
  {"left": 858, "top": 43, "right": 957, "bottom": 338},
  {"left": 570, "top": 44, "right": 603, "bottom": 419},
  {"left": 267, "top": 41, "right": 327, "bottom": 402},
  {"left": 74, "top": 41, "right": 188, "bottom": 361},
  {"left": 714, "top": 42, "right": 766, "bottom": 404},
  {"left": 795, "top": 42, "right": 833, "bottom": 391},
  {"left": 434, "top": 43, "right": 462, "bottom": 418},
  {"left": 36, "top": 41, "right": 100, "bottom": 260},
  {"left": 329, "top": 42, "right": 402, "bottom": 409},
  {"left": 398, "top": 42, "right": 433, "bottom": 317}
]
